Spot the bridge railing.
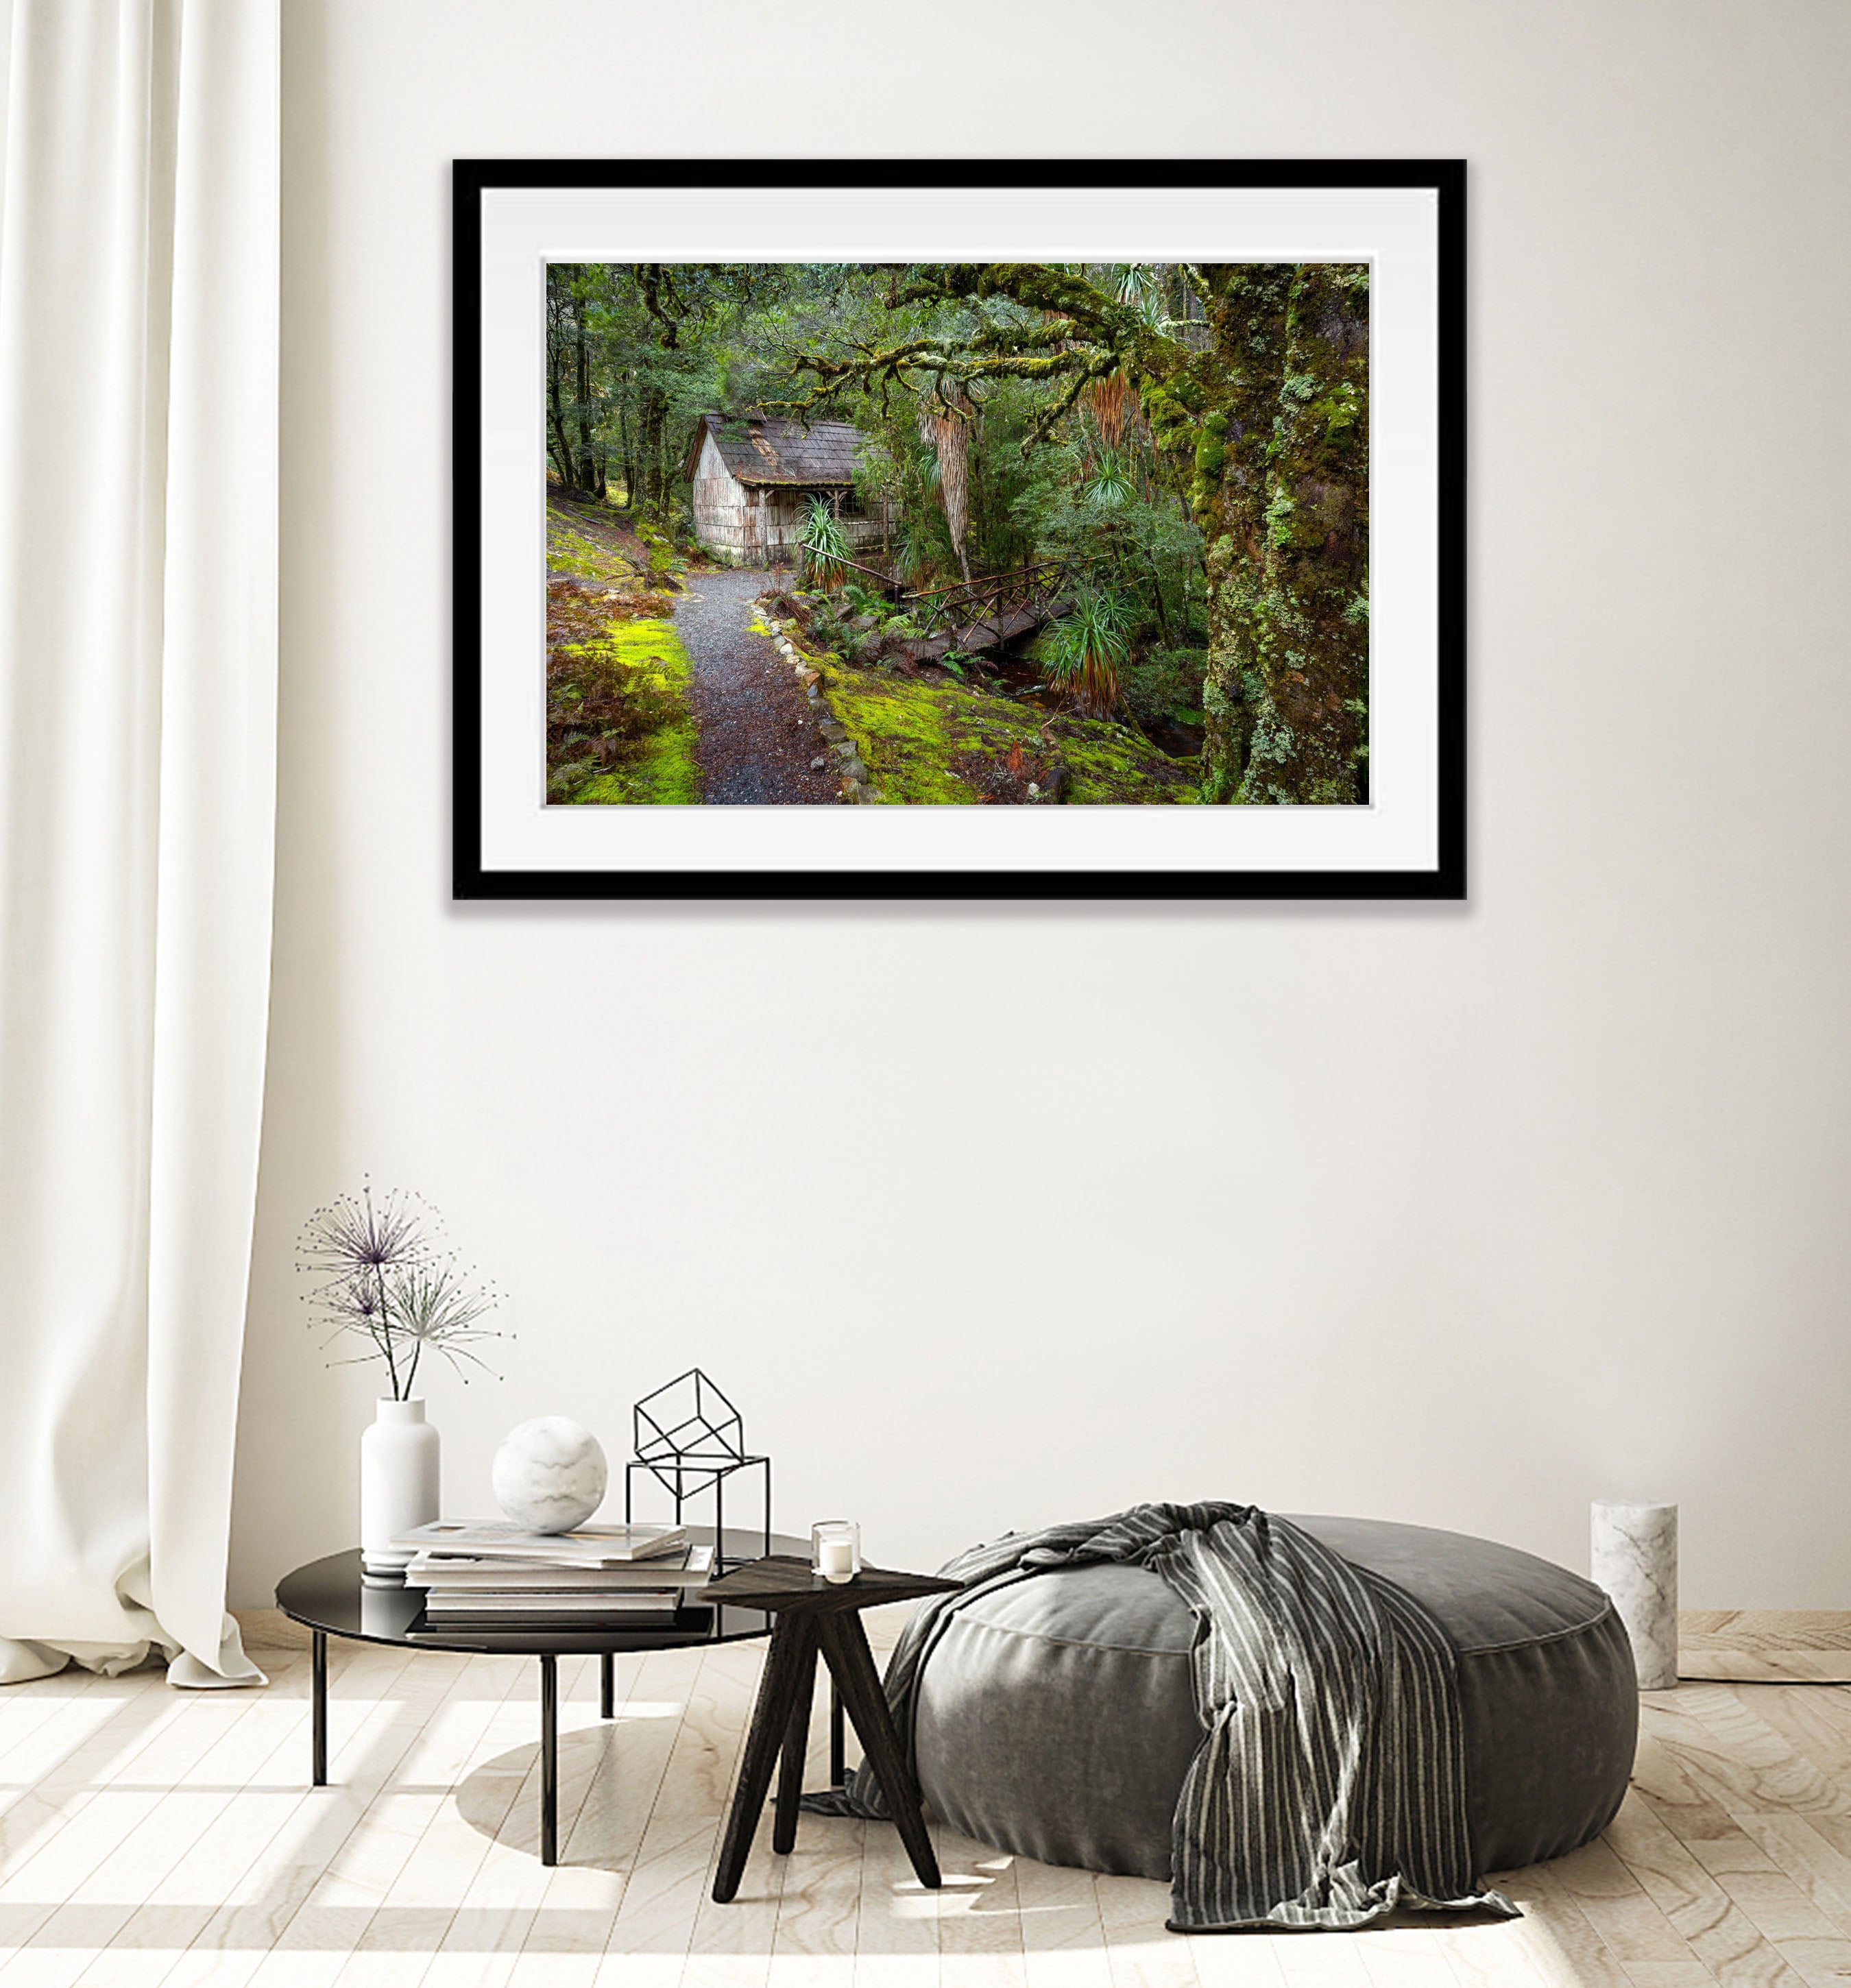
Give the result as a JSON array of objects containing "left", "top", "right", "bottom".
[
  {"left": 830, "top": 555, "right": 906, "bottom": 599},
  {"left": 810, "top": 555, "right": 1109, "bottom": 640},
  {"left": 902, "top": 558, "right": 1101, "bottom": 640}
]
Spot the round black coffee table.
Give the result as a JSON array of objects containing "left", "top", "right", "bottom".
[{"left": 276, "top": 1526, "right": 811, "bottom": 1864}]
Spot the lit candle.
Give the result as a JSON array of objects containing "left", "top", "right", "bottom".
[{"left": 812, "top": 1518, "right": 860, "bottom": 1584}]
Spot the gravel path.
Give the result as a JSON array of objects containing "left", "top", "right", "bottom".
[{"left": 676, "top": 567, "right": 837, "bottom": 805}]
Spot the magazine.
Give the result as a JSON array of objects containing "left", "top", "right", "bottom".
[
  {"left": 391, "top": 1518, "right": 690, "bottom": 1566},
  {"left": 404, "top": 1544, "right": 713, "bottom": 1589},
  {"left": 421, "top": 1589, "right": 686, "bottom": 1614}
]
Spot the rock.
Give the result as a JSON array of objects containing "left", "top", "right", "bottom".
[
  {"left": 862, "top": 788, "right": 884, "bottom": 803},
  {"left": 1041, "top": 764, "right": 1069, "bottom": 803},
  {"left": 850, "top": 612, "right": 879, "bottom": 633},
  {"left": 810, "top": 755, "right": 828, "bottom": 770},
  {"left": 843, "top": 757, "right": 869, "bottom": 783},
  {"left": 838, "top": 778, "right": 864, "bottom": 803},
  {"left": 832, "top": 740, "right": 857, "bottom": 758},
  {"left": 801, "top": 669, "right": 821, "bottom": 687},
  {"left": 818, "top": 720, "right": 848, "bottom": 742}
]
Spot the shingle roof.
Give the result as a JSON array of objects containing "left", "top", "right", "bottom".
[{"left": 691, "top": 413, "right": 867, "bottom": 487}]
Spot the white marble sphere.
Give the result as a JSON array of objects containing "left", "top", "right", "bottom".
[{"left": 492, "top": 1418, "right": 608, "bottom": 1533}]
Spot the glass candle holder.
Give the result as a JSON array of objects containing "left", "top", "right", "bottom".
[{"left": 812, "top": 1519, "right": 860, "bottom": 1584}]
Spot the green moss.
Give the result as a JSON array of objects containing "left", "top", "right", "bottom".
[
  {"left": 547, "top": 516, "right": 638, "bottom": 586},
  {"left": 1263, "top": 483, "right": 1327, "bottom": 551},
  {"left": 1311, "top": 378, "right": 1364, "bottom": 448},
  {"left": 559, "top": 617, "right": 702, "bottom": 805},
  {"left": 577, "top": 728, "right": 701, "bottom": 805},
  {"left": 829, "top": 677, "right": 972, "bottom": 804},
  {"left": 824, "top": 662, "right": 1195, "bottom": 805}
]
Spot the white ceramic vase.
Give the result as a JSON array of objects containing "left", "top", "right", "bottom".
[{"left": 360, "top": 1398, "right": 441, "bottom": 1575}]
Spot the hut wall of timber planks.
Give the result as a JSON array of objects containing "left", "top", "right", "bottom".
[{"left": 685, "top": 413, "right": 894, "bottom": 567}]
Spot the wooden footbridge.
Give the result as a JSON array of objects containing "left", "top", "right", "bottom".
[{"left": 836, "top": 555, "right": 1100, "bottom": 666}]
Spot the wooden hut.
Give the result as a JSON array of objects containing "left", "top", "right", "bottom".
[{"left": 685, "top": 413, "right": 892, "bottom": 568}]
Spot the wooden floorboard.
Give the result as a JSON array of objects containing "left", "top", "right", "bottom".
[
  {"left": 1680, "top": 1614, "right": 1851, "bottom": 1684},
  {"left": 5, "top": 1616, "right": 1851, "bottom": 1987}
]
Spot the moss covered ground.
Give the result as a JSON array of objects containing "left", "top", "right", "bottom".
[
  {"left": 821, "top": 656, "right": 1197, "bottom": 805},
  {"left": 546, "top": 500, "right": 644, "bottom": 587},
  {"left": 556, "top": 618, "right": 703, "bottom": 805},
  {"left": 545, "top": 485, "right": 697, "bottom": 589}
]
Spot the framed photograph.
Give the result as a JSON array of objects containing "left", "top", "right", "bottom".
[{"left": 454, "top": 160, "right": 1464, "bottom": 901}]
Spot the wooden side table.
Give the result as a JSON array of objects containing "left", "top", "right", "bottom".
[{"left": 702, "top": 1555, "right": 960, "bottom": 1904}]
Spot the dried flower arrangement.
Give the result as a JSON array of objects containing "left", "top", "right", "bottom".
[{"left": 296, "top": 1183, "right": 505, "bottom": 1399}]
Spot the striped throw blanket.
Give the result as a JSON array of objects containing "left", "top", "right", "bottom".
[{"left": 814, "top": 1503, "right": 1519, "bottom": 1932}]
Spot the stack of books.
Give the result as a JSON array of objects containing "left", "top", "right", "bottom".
[{"left": 394, "top": 1519, "right": 712, "bottom": 1627}]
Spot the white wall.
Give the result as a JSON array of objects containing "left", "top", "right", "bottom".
[{"left": 232, "top": 0, "right": 1851, "bottom": 1610}]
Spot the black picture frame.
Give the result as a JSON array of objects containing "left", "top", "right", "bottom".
[{"left": 453, "top": 159, "right": 1465, "bottom": 902}]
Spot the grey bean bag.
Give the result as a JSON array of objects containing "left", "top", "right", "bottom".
[{"left": 912, "top": 1514, "right": 1636, "bottom": 1882}]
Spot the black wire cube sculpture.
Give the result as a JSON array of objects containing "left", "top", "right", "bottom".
[{"left": 625, "top": 1369, "right": 771, "bottom": 1571}]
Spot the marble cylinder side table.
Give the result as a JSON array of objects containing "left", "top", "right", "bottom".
[{"left": 1591, "top": 1499, "right": 1678, "bottom": 1690}]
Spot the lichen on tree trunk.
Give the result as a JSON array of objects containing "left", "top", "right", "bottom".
[
  {"left": 1194, "top": 266, "right": 1291, "bottom": 801},
  {"left": 1196, "top": 263, "right": 1370, "bottom": 805}
]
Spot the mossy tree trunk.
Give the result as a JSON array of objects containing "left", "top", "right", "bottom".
[
  {"left": 641, "top": 389, "right": 666, "bottom": 518},
  {"left": 574, "top": 314, "right": 601, "bottom": 499},
  {"left": 1193, "top": 267, "right": 1292, "bottom": 799},
  {"left": 1196, "top": 265, "right": 1370, "bottom": 804}
]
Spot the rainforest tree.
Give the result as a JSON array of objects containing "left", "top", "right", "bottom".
[{"left": 546, "top": 263, "right": 795, "bottom": 516}]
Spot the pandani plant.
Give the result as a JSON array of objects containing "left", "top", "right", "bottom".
[
  {"left": 1041, "top": 587, "right": 1133, "bottom": 718},
  {"left": 1082, "top": 453, "right": 1137, "bottom": 511},
  {"left": 917, "top": 389, "right": 973, "bottom": 583},
  {"left": 799, "top": 498, "right": 849, "bottom": 592}
]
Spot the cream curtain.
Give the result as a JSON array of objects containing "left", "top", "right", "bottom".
[{"left": 0, "top": 0, "right": 278, "bottom": 1685}]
